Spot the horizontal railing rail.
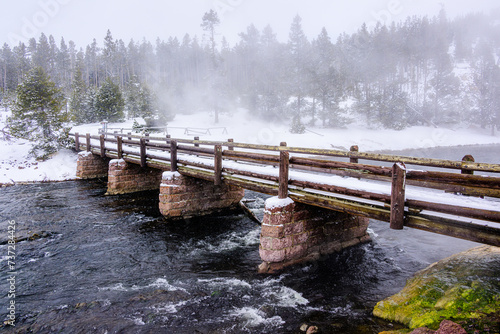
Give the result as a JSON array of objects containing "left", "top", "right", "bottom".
[{"left": 70, "top": 132, "right": 500, "bottom": 247}]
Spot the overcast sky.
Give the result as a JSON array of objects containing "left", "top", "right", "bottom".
[{"left": 1, "top": 0, "right": 499, "bottom": 49}]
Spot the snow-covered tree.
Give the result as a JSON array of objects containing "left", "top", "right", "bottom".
[
  {"left": 8, "top": 67, "right": 68, "bottom": 159},
  {"left": 201, "top": 9, "right": 223, "bottom": 123},
  {"left": 473, "top": 39, "right": 500, "bottom": 134},
  {"left": 70, "top": 65, "right": 95, "bottom": 124},
  {"left": 95, "top": 78, "right": 125, "bottom": 122},
  {"left": 126, "top": 75, "right": 155, "bottom": 119},
  {"left": 286, "top": 15, "right": 311, "bottom": 128}
]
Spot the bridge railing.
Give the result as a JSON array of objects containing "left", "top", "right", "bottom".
[{"left": 70, "top": 132, "right": 500, "bottom": 247}]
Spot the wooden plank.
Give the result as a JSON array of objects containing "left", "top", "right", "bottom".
[
  {"left": 223, "top": 150, "right": 280, "bottom": 164},
  {"left": 104, "top": 137, "right": 118, "bottom": 143},
  {"left": 100, "top": 135, "right": 105, "bottom": 157},
  {"left": 290, "top": 163, "right": 391, "bottom": 182},
  {"left": 140, "top": 138, "right": 147, "bottom": 168},
  {"left": 350, "top": 145, "right": 359, "bottom": 164},
  {"left": 170, "top": 140, "right": 178, "bottom": 172},
  {"left": 177, "top": 159, "right": 213, "bottom": 170},
  {"left": 214, "top": 144, "right": 222, "bottom": 186},
  {"left": 390, "top": 162, "right": 406, "bottom": 230},
  {"left": 223, "top": 168, "right": 279, "bottom": 183},
  {"left": 461, "top": 155, "right": 475, "bottom": 175},
  {"left": 177, "top": 166, "right": 214, "bottom": 183},
  {"left": 407, "top": 170, "right": 500, "bottom": 189},
  {"left": 121, "top": 138, "right": 140, "bottom": 145},
  {"left": 407, "top": 180, "right": 500, "bottom": 198},
  {"left": 75, "top": 132, "right": 80, "bottom": 151},
  {"left": 405, "top": 213, "right": 500, "bottom": 247},
  {"left": 117, "top": 136, "right": 123, "bottom": 159},
  {"left": 289, "top": 179, "right": 391, "bottom": 203},
  {"left": 288, "top": 189, "right": 391, "bottom": 222},
  {"left": 146, "top": 142, "right": 170, "bottom": 150},
  {"left": 86, "top": 134, "right": 91, "bottom": 152},
  {"left": 223, "top": 175, "right": 279, "bottom": 196},
  {"left": 406, "top": 198, "right": 500, "bottom": 223},
  {"left": 177, "top": 144, "right": 215, "bottom": 155},
  {"left": 279, "top": 150, "right": 289, "bottom": 199},
  {"left": 290, "top": 156, "right": 391, "bottom": 176},
  {"left": 352, "top": 151, "right": 500, "bottom": 173}
]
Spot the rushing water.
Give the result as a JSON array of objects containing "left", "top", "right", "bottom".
[{"left": 0, "top": 145, "right": 493, "bottom": 334}]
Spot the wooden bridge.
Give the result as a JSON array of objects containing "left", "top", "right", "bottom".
[{"left": 71, "top": 132, "right": 500, "bottom": 253}]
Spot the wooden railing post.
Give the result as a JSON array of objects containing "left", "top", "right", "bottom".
[
  {"left": 170, "top": 139, "right": 177, "bottom": 172},
  {"left": 461, "top": 155, "right": 475, "bottom": 175},
  {"left": 228, "top": 138, "right": 234, "bottom": 151},
  {"left": 127, "top": 132, "right": 132, "bottom": 141},
  {"left": 350, "top": 145, "right": 359, "bottom": 164},
  {"left": 214, "top": 144, "right": 222, "bottom": 186},
  {"left": 140, "top": 138, "right": 147, "bottom": 167},
  {"left": 100, "top": 134, "right": 105, "bottom": 157},
  {"left": 86, "top": 133, "right": 91, "bottom": 152},
  {"left": 194, "top": 136, "right": 200, "bottom": 148},
  {"left": 279, "top": 142, "right": 289, "bottom": 199},
  {"left": 390, "top": 162, "right": 406, "bottom": 230},
  {"left": 73, "top": 132, "right": 79, "bottom": 151},
  {"left": 117, "top": 136, "right": 123, "bottom": 159}
]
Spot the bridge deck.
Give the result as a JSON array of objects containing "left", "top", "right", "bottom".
[{"left": 72, "top": 132, "right": 500, "bottom": 247}]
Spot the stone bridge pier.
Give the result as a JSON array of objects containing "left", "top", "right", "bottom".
[
  {"left": 258, "top": 197, "right": 371, "bottom": 273},
  {"left": 158, "top": 171, "right": 245, "bottom": 219}
]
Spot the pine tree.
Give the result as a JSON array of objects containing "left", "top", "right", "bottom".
[
  {"left": 95, "top": 77, "right": 125, "bottom": 122},
  {"left": 126, "top": 75, "right": 155, "bottom": 119},
  {"left": 1, "top": 43, "right": 18, "bottom": 94},
  {"left": 256, "top": 25, "right": 287, "bottom": 120},
  {"left": 201, "top": 9, "right": 222, "bottom": 123},
  {"left": 287, "top": 15, "right": 311, "bottom": 126},
  {"left": 8, "top": 67, "right": 68, "bottom": 159},
  {"left": 70, "top": 66, "right": 93, "bottom": 124},
  {"left": 473, "top": 39, "right": 500, "bottom": 134}
]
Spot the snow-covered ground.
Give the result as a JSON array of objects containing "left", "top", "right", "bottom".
[{"left": 2, "top": 108, "right": 500, "bottom": 185}]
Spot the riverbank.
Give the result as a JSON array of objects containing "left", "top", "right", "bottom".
[{"left": 2, "top": 109, "right": 500, "bottom": 185}]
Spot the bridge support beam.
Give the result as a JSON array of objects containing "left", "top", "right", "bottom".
[
  {"left": 159, "top": 172, "right": 245, "bottom": 219},
  {"left": 106, "top": 159, "right": 163, "bottom": 195},
  {"left": 258, "top": 197, "right": 371, "bottom": 273},
  {"left": 76, "top": 151, "right": 110, "bottom": 179}
]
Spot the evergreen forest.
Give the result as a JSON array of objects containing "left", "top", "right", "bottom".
[{"left": 1, "top": 9, "right": 500, "bottom": 135}]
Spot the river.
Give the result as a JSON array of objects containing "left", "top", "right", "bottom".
[{"left": 0, "top": 144, "right": 496, "bottom": 333}]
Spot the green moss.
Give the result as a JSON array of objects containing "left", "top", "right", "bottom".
[{"left": 373, "top": 246, "right": 500, "bottom": 331}]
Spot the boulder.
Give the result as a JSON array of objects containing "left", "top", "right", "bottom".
[{"left": 374, "top": 246, "right": 500, "bottom": 331}]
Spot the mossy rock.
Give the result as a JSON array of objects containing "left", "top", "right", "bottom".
[{"left": 373, "top": 246, "right": 500, "bottom": 330}]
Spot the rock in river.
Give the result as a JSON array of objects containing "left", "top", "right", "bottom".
[{"left": 373, "top": 245, "right": 500, "bottom": 332}]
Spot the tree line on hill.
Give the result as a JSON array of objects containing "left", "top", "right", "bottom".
[{"left": 1, "top": 8, "right": 500, "bottom": 158}]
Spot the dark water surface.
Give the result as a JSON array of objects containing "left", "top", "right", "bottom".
[{"left": 0, "top": 145, "right": 492, "bottom": 333}]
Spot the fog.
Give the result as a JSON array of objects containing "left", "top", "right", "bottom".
[
  {"left": 1, "top": 0, "right": 500, "bottom": 133},
  {"left": 2, "top": 0, "right": 499, "bottom": 48}
]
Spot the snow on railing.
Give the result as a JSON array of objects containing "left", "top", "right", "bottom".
[{"left": 69, "top": 132, "right": 500, "bottom": 247}]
